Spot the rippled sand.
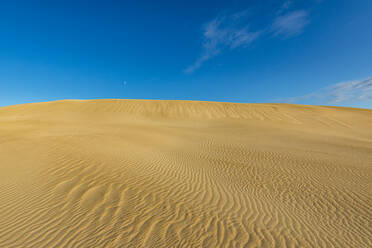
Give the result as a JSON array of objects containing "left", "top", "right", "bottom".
[{"left": 0, "top": 100, "right": 371, "bottom": 247}]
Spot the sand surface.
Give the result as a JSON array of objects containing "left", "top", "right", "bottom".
[{"left": 0, "top": 99, "right": 371, "bottom": 247}]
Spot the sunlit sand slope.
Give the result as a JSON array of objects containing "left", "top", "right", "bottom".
[{"left": 0, "top": 100, "right": 371, "bottom": 247}]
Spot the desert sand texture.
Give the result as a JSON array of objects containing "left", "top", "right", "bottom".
[{"left": 0, "top": 99, "right": 371, "bottom": 247}]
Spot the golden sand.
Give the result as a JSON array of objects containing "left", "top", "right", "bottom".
[{"left": 0, "top": 99, "right": 371, "bottom": 247}]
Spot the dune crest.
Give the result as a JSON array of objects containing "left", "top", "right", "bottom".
[{"left": 0, "top": 100, "right": 371, "bottom": 247}]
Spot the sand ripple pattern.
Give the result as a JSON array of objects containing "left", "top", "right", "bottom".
[{"left": 0, "top": 100, "right": 371, "bottom": 247}]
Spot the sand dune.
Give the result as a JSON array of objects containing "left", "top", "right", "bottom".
[{"left": 0, "top": 99, "right": 371, "bottom": 247}]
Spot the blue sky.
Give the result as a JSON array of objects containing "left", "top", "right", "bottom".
[{"left": 1, "top": 0, "right": 371, "bottom": 108}]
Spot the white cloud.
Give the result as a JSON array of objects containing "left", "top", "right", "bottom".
[
  {"left": 282, "top": 78, "right": 372, "bottom": 106},
  {"left": 185, "top": 2, "right": 314, "bottom": 73},
  {"left": 184, "top": 0, "right": 319, "bottom": 73},
  {"left": 272, "top": 10, "right": 309, "bottom": 38},
  {"left": 184, "top": 13, "right": 260, "bottom": 74},
  {"left": 327, "top": 78, "right": 372, "bottom": 103},
  {"left": 277, "top": 0, "right": 292, "bottom": 15}
]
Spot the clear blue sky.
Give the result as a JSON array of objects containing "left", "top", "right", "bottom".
[{"left": 1, "top": 0, "right": 371, "bottom": 108}]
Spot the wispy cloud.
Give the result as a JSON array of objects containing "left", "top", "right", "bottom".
[
  {"left": 185, "top": 2, "right": 313, "bottom": 73},
  {"left": 271, "top": 10, "right": 309, "bottom": 38},
  {"left": 184, "top": 13, "right": 260, "bottom": 74},
  {"left": 277, "top": 0, "right": 292, "bottom": 15},
  {"left": 282, "top": 78, "right": 372, "bottom": 106}
]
